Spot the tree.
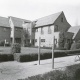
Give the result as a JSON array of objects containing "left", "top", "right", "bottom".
[{"left": 58, "top": 31, "right": 65, "bottom": 48}]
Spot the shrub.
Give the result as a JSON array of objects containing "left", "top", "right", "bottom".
[
  {"left": 70, "top": 42, "right": 80, "bottom": 50},
  {"left": 14, "top": 51, "right": 67, "bottom": 62},
  {"left": 64, "top": 42, "right": 70, "bottom": 50},
  {"left": 19, "top": 64, "right": 80, "bottom": 80},
  {"left": 11, "top": 43, "right": 21, "bottom": 54},
  {"left": 0, "top": 54, "right": 14, "bottom": 62}
]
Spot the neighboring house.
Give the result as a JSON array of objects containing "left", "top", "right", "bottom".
[
  {"left": 34, "top": 11, "right": 71, "bottom": 47},
  {"left": 8, "top": 16, "right": 31, "bottom": 45},
  {"left": 0, "top": 16, "right": 11, "bottom": 44},
  {"left": 68, "top": 26, "right": 80, "bottom": 42},
  {"left": 22, "top": 21, "right": 35, "bottom": 46}
]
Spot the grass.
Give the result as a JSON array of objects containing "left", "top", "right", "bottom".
[{"left": 0, "top": 47, "right": 52, "bottom": 54}]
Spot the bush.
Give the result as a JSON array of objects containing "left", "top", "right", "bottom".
[
  {"left": 11, "top": 43, "right": 21, "bottom": 54},
  {"left": 64, "top": 42, "right": 70, "bottom": 50},
  {"left": 0, "top": 41, "right": 5, "bottom": 46},
  {"left": 0, "top": 54, "right": 14, "bottom": 62},
  {"left": 14, "top": 51, "right": 67, "bottom": 62},
  {"left": 19, "top": 64, "right": 80, "bottom": 80},
  {"left": 70, "top": 42, "right": 80, "bottom": 50}
]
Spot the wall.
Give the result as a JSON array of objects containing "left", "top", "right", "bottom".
[
  {"left": 0, "top": 26, "right": 11, "bottom": 42},
  {"left": 35, "top": 25, "right": 59, "bottom": 47}
]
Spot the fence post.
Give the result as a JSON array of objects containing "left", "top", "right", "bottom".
[
  {"left": 52, "top": 36, "right": 55, "bottom": 69},
  {"left": 38, "top": 37, "right": 41, "bottom": 65}
]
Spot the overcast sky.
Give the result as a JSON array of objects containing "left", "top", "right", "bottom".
[{"left": 0, "top": 0, "right": 80, "bottom": 26}]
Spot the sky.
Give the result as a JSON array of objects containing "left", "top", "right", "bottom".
[{"left": 0, "top": 0, "right": 80, "bottom": 26}]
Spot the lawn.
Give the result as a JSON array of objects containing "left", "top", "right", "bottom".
[{"left": 0, "top": 47, "right": 52, "bottom": 54}]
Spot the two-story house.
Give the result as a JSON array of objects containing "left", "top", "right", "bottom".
[
  {"left": 0, "top": 16, "right": 11, "bottom": 44},
  {"left": 8, "top": 16, "right": 31, "bottom": 45},
  {"left": 34, "top": 11, "right": 71, "bottom": 48},
  {"left": 22, "top": 21, "right": 35, "bottom": 46}
]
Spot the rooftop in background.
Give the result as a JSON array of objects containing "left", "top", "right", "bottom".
[
  {"left": 68, "top": 26, "right": 80, "bottom": 39},
  {"left": 35, "top": 11, "right": 63, "bottom": 27},
  {"left": 0, "top": 16, "right": 10, "bottom": 28},
  {"left": 9, "top": 16, "right": 31, "bottom": 28}
]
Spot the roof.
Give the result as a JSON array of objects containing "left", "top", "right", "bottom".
[
  {"left": 0, "top": 16, "right": 10, "bottom": 28},
  {"left": 68, "top": 26, "right": 80, "bottom": 39},
  {"left": 9, "top": 16, "right": 31, "bottom": 28},
  {"left": 35, "top": 11, "right": 63, "bottom": 27},
  {"left": 64, "top": 32, "right": 74, "bottom": 39}
]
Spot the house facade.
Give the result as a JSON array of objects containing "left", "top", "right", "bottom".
[
  {"left": 0, "top": 17, "right": 11, "bottom": 44},
  {"left": 34, "top": 11, "right": 71, "bottom": 47},
  {"left": 8, "top": 16, "right": 31, "bottom": 45},
  {"left": 22, "top": 21, "right": 35, "bottom": 46}
]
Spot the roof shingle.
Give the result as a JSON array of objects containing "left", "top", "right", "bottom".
[
  {"left": 9, "top": 16, "right": 31, "bottom": 28},
  {"left": 0, "top": 16, "right": 10, "bottom": 27},
  {"left": 68, "top": 26, "right": 80, "bottom": 39},
  {"left": 35, "top": 11, "right": 63, "bottom": 27}
]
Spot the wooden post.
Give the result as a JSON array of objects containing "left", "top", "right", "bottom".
[
  {"left": 52, "top": 36, "right": 55, "bottom": 69},
  {"left": 38, "top": 37, "right": 41, "bottom": 65}
]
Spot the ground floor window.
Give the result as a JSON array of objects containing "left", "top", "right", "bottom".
[{"left": 41, "top": 39, "right": 45, "bottom": 42}]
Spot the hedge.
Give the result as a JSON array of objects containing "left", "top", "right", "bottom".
[
  {"left": 14, "top": 51, "right": 67, "bottom": 62},
  {"left": 14, "top": 49, "right": 80, "bottom": 62},
  {"left": 19, "top": 63, "right": 80, "bottom": 80},
  {"left": 0, "top": 54, "right": 14, "bottom": 62}
]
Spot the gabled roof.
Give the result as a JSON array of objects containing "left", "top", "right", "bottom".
[
  {"left": 0, "top": 16, "right": 10, "bottom": 27},
  {"left": 9, "top": 16, "right": 31, "bottom": 28},
  {"left": 35, "top": 11, "right": 63, "bottom": 27},
  {"left": 68, "top": 26, "right": 80, "bottom": 39}
]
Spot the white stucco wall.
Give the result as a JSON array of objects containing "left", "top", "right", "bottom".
[{"left": 35, "top": 25, "right": 59, "bottom": 47}]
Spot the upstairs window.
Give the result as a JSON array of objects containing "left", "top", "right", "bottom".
[
  {"left": 41, "top": 27, "right": 44, "bottom": 34},
  {"left": 54, "top": 25, "right": 58, "bottom": 32},
  {"left": 4, "top": 28, "right": 7, "bottom": 31},
  {"left": 61, "top": 18, "right": 63, "bottom": 22},
  {"left": 48, "top": 26, "right": 52, "bottom": 34},
  {"left": 36, "top": 28, "right": 38, "bottom": 32}
]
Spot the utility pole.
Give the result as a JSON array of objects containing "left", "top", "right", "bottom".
[
  {"left": 52, "top": 36, "right": 55, "bottom": 69},
  {"left": 38, "top": 37, "right": 41, "bottom": 65}
]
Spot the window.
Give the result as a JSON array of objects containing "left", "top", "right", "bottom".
[
  {"left": 48, "top": 26, "right": 51, "bottom": 34},
  {"left": 4, "top": 28, "right": 7, "bottom": 31},
  {"left": 55, "top": 39, "right": 57, "bottom": 44},
  {"left": 41, "top": 27, "right": 44, "bottom": 34},
  {"left": 54, "top": 25, "right": 58, "bottom": 32},
  {"left": 41, "top": 39, "right": 45, "bottom": 42},
  {"left": 61, "top": 18, "right": 63, "bottom": 22},
  {"left": 35, "top": 39, "right": 37, "bottom": 42},
  {"left": 36, "top": 28, "right": 38, "bottom": 32}
]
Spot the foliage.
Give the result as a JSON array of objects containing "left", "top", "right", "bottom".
[
  {"left": 70, "top": 41, "right": 80, "bottom": 50},
  {"left": 0, "top": 54, "right": 14, "bottom": 62},
  {"left": 14, "top": 51, "right": 67, "bottom": 62},
  {"left": 11, "top": 43, "right": 21, "bottom": 54},
  {"left": 58, "top": 31, "right": 65, "bottom": 48},
  {"left": 19, "top": 64, "right": 80, "bottom": 80},
  {"left": 64, "top": 42, "right": 70, "bottom": 50}
]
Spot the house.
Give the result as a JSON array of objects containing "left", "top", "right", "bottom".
[
  {"left": 22, "top": 21, "right": 35, "bottom": 46},
  {"left": 68, "top": 26, "right": 80, "bottom": 42},
  {"left": 8, "top": 16, "right": 31, "bottom": 45},
  {"left": 0, "top": 16, "right": 11, "bottom": 45},
  {"left": 34, "top": 11, "right": 71, "bottom": 47}
]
